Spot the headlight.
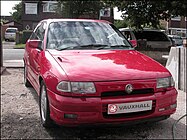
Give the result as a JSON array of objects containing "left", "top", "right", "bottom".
[
  {"left": 56, "top": 81, "right": 71, "bottom": 92},
  {"left": 57, "top": 81, "right": 96, "bottom": 94},
  {"left": 156, "top": 77, "right": 175, "bottom": 88},
  {"left": 71, "top": 82, "right": 96, "bottom": 93}
]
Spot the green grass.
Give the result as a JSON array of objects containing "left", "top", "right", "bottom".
[{"left": 14, "top": 44, "right": 26, "bottom": 49}]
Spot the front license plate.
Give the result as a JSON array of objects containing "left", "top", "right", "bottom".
[{"left": 108, "top": 100, "right": 152, "bottom": 114}]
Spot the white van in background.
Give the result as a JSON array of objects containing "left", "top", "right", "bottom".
[{"left": 4, "top": 27, "right": 18, "bottom": 41}]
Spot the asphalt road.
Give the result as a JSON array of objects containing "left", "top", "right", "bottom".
[
  {"left": 2, "top": 41, "right": 16, "bottom": 49},
  {"left": 3, "top": 49, "right": 24, "bottom": 61},
  {"left": 2, "top": 41, "right": 24, "bottom": 61}
]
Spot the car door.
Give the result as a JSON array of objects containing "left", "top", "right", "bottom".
[{"left": 28, "top": 22, "right": 46, "bottom": 89}]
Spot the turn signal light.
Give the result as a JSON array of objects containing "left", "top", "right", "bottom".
[{"left": 159, "top": 103, "right": 177, "bottom": 112}]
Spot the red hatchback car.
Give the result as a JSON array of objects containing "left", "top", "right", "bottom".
[{"left": 24, "top": 19, "right": 177, "bottom": 127}]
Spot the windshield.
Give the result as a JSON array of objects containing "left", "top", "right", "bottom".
[
  {"left": 47, "top": 21, "right": 132, "bottom": 50},
  {"left": 6, "top": 29, "right": 17, "bottom": 33}
]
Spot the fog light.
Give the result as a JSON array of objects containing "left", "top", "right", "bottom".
[
  {"left": 159, "top": 108, "right": 165, "bottom": 112},
  {"left": 64, "top": 114, "right": 78, "bottom": 119},
  {"left": 170, "top": 103, "right": 177, "bottom": 109}
]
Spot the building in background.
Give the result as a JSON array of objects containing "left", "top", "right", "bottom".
[
  {"left": 1, "top": 20, "right": 23, "bottom": 39},
  {"left": 0, "top": 16, "right": 13, "bottom": 22},
  {"left": 21, "top": 0, "right": 114, "bottom": 31},
  {"left": 22, "top": 0, "right": 61, "bottom": 30},
  {"left": 168, "top": 16, "right": 187, "bottom": 37},
  {"left": 99, "top": 8, "right": 114, "bottom": 23}
]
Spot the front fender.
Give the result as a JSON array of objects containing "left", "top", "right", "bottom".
[{"left": 39, "top": 51, "right": 69, "bottom": 95}]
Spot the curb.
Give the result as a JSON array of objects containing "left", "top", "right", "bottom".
[
  {"left": 3, "top": 60, "right": 24, "bottom": 68},
  {"left": 4, "top": 66, "right": 24, "bottom": 68},
  {"left": 0, "top": 66, "right": 6, "bottom": 74}
]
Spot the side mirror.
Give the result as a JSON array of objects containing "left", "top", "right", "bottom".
[
  {"left": 28, "top": 40, "right": 42, "bottom": 49},
  {"left": 129, "top": 40, "right": 137, "bottom": 48}
]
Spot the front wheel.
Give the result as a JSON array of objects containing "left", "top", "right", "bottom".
[{"left": 39, "top": 81, "right": 54, "bottom": 128}]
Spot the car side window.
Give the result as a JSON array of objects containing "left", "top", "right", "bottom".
[
  {"left": 30, "top": 22, "right": 47, "bottom": 49},
  {"left": 134, "top": 31, "right": 169, "bottom": 41},
  {"left": 30, "top": 22, "right": 46, "bottom": 41},
  {"left": 123, "top": 31, "right": 132, "bottom": 40}
]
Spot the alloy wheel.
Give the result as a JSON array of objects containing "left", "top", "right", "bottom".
[{"left": 40, "top": 85, "right": 47, "bottom": 122}]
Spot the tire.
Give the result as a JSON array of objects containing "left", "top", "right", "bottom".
[
  {"left": 39, "top": 81, "right": 54, "bottom": 128},
  {"left": 24, "top": 64, "right": 32, "bottom": 87}
]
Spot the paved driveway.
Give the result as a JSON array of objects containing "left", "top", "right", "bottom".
[
  {"left": 2, "top": 41, "right": 24, "bottom": 67},
  {"left": 1, "top": 68, "right": 186, "bottom": 139}
]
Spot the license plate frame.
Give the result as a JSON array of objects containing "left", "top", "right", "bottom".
[{"left": 108, "top": 100, "right": 152, "bottom": 114}]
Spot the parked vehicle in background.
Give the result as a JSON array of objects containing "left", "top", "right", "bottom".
[
  {"left": 119, "top": 28, "right": 172, "bottom": 50},
  {"left": 134, "top": 29, "right": 172, "bottom": 49},
  {"left": 24, "top": 19, "right": 177, "bottom": 128},
  {"left": 4, "top": 27, "right": 18, "bottom": 41},
  {"left": 168, "top": 36, "right": 176, "bottom": 47},
  {"left": 119, "top": 28, "right": 137, "bottom": 47},
  {"left": 168, "top": 35, "right": 183, "bottom": 46}
]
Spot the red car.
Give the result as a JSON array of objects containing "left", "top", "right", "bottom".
[{"left": 24, "top": 19, "right": 177, "bottom": 127}]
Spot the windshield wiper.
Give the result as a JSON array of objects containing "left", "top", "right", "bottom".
[
  {"left": 79, "top": 44, "right": 109, "bottom": 49},
  {"left": 56, "top": 44, "right": 132, "bottom": 51},
  {"left": 110, "top": 45, "right": 131, "bottom": 48},
  {"left": 97, "top": 46, "right": 111, "bottom": 50},
  {"left": 56, "top": 46, "right": 82, "bottom": 51},
  {"left": 56, "top": 44, "right": 109, "bottom": 51},
  {"left": 98, "top": 45, "right": 132, "bottom": 50}
]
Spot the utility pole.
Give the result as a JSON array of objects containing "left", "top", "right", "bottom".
[
  {"left": 0, "top": 1, "right": 3, "bottom": 68},
  {"left": 0, "top": 34, "right": 3, "bottom": 67}
]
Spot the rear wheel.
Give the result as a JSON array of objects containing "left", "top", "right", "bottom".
[
  {"left": 39, "top": 81, "right": 54, "bottom": 128},
  {"left": 24, "top": 64, "right": 32, "bottom": 87}
]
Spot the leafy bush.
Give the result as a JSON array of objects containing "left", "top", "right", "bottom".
[
  {"left": 114, "top": 20, "right": 128, "bottom": 29},
  {"left": 22, "top": 30, "right": 32, "bottom": 44}
]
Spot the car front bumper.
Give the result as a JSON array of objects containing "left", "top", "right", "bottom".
[{"left": 47, "top": 88, "right": 177, "bottom": 126}]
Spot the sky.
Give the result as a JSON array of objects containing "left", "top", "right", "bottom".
[
  {"left": 0, "top": 1, "right": 122, "bottom": 20},
  {"left": 1, "top": 1, "right": 21, "bottom": 16}
]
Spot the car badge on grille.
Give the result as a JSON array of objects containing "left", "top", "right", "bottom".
[{"left": 125, "top": 84, "right": 133, "bottom": 94}]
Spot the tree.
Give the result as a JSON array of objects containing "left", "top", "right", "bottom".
[
  {"left": 57, "top": 0, "right": 105, "bottom": 18},
  {"left": 104, "top": 0, "right": 187, "bottom": 30},
  {"left": 10, "top": 2, "right": 22, "bottom": 22},
  {"left": 114, "top": 19, "right": 129, "bottom": 29}
]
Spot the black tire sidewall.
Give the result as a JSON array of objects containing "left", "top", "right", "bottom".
[
  {"left": 24, "top": 64, "right": 27, "bottom": 84},
  {"left": 24, "top": 63, "right": 31, "bottom": 87}
]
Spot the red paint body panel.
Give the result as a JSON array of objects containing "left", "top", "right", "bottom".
[
  {"left": 129, "top": 40, "right": 138, "bottom": 48},
  {"left": 23, "top": 19, "right": 178, "bottom": 126},
  {"left": 47, "top": 88, "right": 177, "bottom": 126},
  {"left": 48, "top": 49, "right": 170, "bottom": 82}
]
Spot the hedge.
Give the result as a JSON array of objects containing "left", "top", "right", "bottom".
[{"left": 21, "top": 30, "right": 32, "bottom": 44}]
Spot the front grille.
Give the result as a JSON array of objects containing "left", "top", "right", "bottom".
[
  {"left": 102, "top": 100, "right": 156, "bottom": 119},
  {"left": 101, "top": 88, "right": 154, "bottom": 97}
]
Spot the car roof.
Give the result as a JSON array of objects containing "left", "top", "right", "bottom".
[
  {"left": 119, "top": 28, "right": 131, "bottom": 31},
  {"left": 119, "top": 27, "right": 164, "bottom": 32},
  {"left": 6, "top": 27, "right": 18, "bottom": 29},
  {"left": 168, "top": 35, "right": 181, "bottom": 38},
  {"left": 40, "top": 19, "right": 112, "bottom": 24}
]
